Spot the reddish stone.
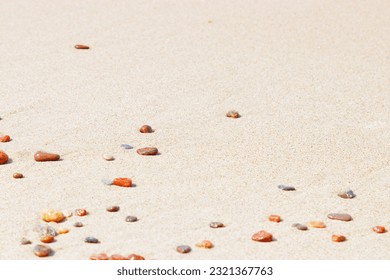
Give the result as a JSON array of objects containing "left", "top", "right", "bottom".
[
  {"left": 89, "top": 253, "right": 109, "bottom": 260},
  {"left": 136, "top": 147, "right": 158, "bottom": 156},
  {"left": 0, "top": 135, "right": 10, "bottom": 142},
  {"left": 112, "top": 178, "right": 132, "bottom": 187},
  {"left": 34, "top": 151, "right": 60, "bottom": 162},
  {"left": 74, "top": 44, "right": 89, "bottom": 49},
  {"left": 0, "top": 151, "right": 8, "bottom": 165},
  {"left": 128, "top": 254, "right": 145, "bottom": 260},
  {"left": 251, "top": 230, "right": 273, "bottom": 242},
  {"left": 74, "top": 209, "right": 87, "bottom": 216},
  {"left": 13, "top": 173, "right": 23, "bottom": 179},
  {"left": 109, "top": 254, "right": 129, "bottom": 260},
  {"left": 226, "top": 110, "right": 240, "bottom": 118},
  {"left": 269, "top": 215, "right": 281, "bottom": 223},
  {"left": 139, "top": 125, "right": 153, "bottom": 133},
  {"left": 332, "top": 234, "right": 346, "bottom": 242},
  {"left": 373, "top": 226, "right": 386, "bottom": 234}
]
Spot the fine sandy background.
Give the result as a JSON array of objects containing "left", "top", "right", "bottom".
[{"left": 0, "top": 0, "right": 389, "bottom": 259}]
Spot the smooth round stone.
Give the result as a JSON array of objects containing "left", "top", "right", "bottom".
[
  {"left": 85, "top": 237, "right": 99, "bottom": 243},
  {"left": 74, "top": 209, "right": 88, "bottom": 216},
  {"left": 20, "top": 238, "right": 32, "bottom": 245},
  {"left": 226, "top": 110, "right": 240, "bottom": 118},
  {"left": 136, "top": 147, "right": 158, "bottom": 156},
  {"left": 307, "top": 221, "right": 326, "bottom": 228},
  {"left": 338, "top": 190, "right": 355, "bottom": 199},
  {"left": 128, "top": 254, "right": 145, "bottom": 260},
  {"left": 57, "top": 228, "right": 69, "bottom": 234},
  {"left": 0, "top": 150, "right": 9, "bottom": 165},
  {"left": 73, "top": 222, "right": 84, "bottom": 227},
  {"left": 106, "top": 205, "right": 120, "bottom": 212},
  {"left": 292, "top": 223, "right": 308, "bottom": 231},
  {"left": 278, "top": 185, "right": 296, "bottom": 191},
  {"left": 209, "top": 222, "right": 224, "bottom": 228},
  {"left": 332, "top": 234, "right": 346, "bottom": 242},
  {"left": 41, "top": 210, "right": 65, "bottom": 223},
  {"left": 176, "top": 245, "right": 191, "bottom": 254},
  {"left": 33, "top": 245, "right": 51, "bottom": 257},
  {"left": 251, "top": 230, "right": 273, "bottom": 242},
  {"left": 40, "top": 235, "right": 54, "bottom": 243},
  {"left": 0, "top": 135, "right": 11, "bottom": 142},
  {"left": 373, "top": 226, "right": 386, "bottom": 234},
  {"left": 195, "top": 240, "right": 213, "bottom": 249},
  {"left": 139, "top": 125, "right": 153, "bottom": 133},
  {"left": 13, "top": 172, "right": 23, "bottom": 179},
  {"left": 269, "top": 215, "right": 281, "bottom": 223},
  {"left": 34, "top": 151, "right": 60, "bottom": 162},
  {"left": 327, "top": 213, "right": 352, "bottom": 222},
  {"left": 120, "top": 144, "right": 132, "bottom": 150},
  {"left": 102, "top": 154, "right": 114, "bottom": 161},
  {"left": 101, "top": 178, "right": 113, "bottom": 185},
  {"left": 125, "top": 216, "right": 138, "bottom": 222}
]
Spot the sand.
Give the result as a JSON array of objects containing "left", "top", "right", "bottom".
[{"left": 0, "top": 0, "right": 389, "bottom": 259}]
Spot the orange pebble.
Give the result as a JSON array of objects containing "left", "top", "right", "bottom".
[
  {"left": 34, "top": 151, "right": 60, "bottom": 162},
  {"left": 112, "top": 178, "right": 132, "bottom": 187},
  {"left": 0, "top": 135, "right": 11, "bottom": 142},
  {"left": 41, "top": 210, "right": 65, "bottom": 223},
  {"left": 0, "top": 150, "right": 9, "bottom": 165},
  {"left": 139, "top": 125, "right": 153, "bottom": 133},
  {"left": 195, "top": 240, "right": 214, "bottom": 249},
  {"left": 13, "top": 173, "right": 23, "bottom": 179},
  {"left": 57, "top": 228, "right": 69, "bottom": 234},
  {"left": 74, "top": 44, "right": 89, "bottom": 49},
  {"left": 128, "top": 254, "right": 145, "bottom": 260},
  {"left": 251, "top": 230, "right": 273, "bottom": 242},
  {"left": 89, "top": 253, "right": 109, "bottom": 260},
  {"left": 74, "top": 209, "right": 87, "bottom": 216},
  {"left": 268, "top": 215, "right": 281, "bottom": 223},
  {"left": 332, "top": 234, "right": 346, "bottom": 242},
  {"left": 373, "top": 226, "right": 386, "bottom": 233},
  {"left": 109, "top": 254, "right": 129, "bottom": 260},
  {"left": 40, "top": 235, "right": 54, "bottom": 243},
  {"left": 307, "top": 221, "right": 326, "bottom": 228}
]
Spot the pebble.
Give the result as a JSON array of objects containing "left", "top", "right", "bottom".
[
  {"left": 139, "top": 125, "right": 153, "bottom": 133},
  {"left": 278, "top": 185, "right": 296, "bottom": 191},
  {"left": 106, "top": 205, "right": 120, "bottom": 212},
  {"left": 57, "top": 228, "right": 69, "bottom": 234},
  {"left": 120, "top": 144, "right": 132, "bottom": 150},
  {"left": 41, "top": 210, "right": 65, "bottom": 223},
  {"left": 102, "top": 154, "right": 114, "bottom": 161},
  {"left": 291, "top": 223, "right": 308, "bottom": 231},
  {"left": 112, "top": 177, "right": 132, "bottom": 187},
  {"left": 372, "top": 226, "right": 386, "bottom": 234},
  {"left": 74, "top": 44, "right": 89, "bottom": 49},
  {"left": 128, "top": 254, "right": 145, "bottom": 260},
  {"left": 20, "top": 238, "right": 32, "bottom": 245},
  {"left": 13, "top": 172, "right": 23, "bottom": 179},
  {"left": 34, "top": 225, "right": 57, "bottom": 237},
  {"left": 0, "top": 135, "right": 11, "bottom": 142},
  {"left": 125, "top": 216, "right": 138, "bottom": 222},
  {"left": 73, "top": 222, "right": 84, "bottom": 227},
  {"left": 307, "top": 221, "right": 326, "bottom": 228},
  {"left": 33, "top": 245, "right": 51, "bottom": 257},
  {"left": 74, "top": 209, "right": 88, "bottom": 216},
  {"left": 332, "top": 234, "right": 346, "bottom": 242},
  {"left": 195, "top": 240, "right": 214, "bottom": 249},
  {"left": 226, "top": 110, "right": 240, "bottom": 118},
  {"left": 269, "top": 215, "right": 281, "bottom": 223},
  {"left": 40, "top": 235, "right": 54, "bottom": 243},
  {"left": 89, "top": 253, "right": 109, "bottom": 260},
  {"left": 34, "top": 151, "right": 60, "bottom": 162},
  {"left": 209, "top": 222, "right": 224, "bottom": 228},
  {"left": 136, "top": 147, "right": 158, "bottom": 156},
  {"left": 0, "top": 150, "right": 9, "bottom": 165},
  {"left": 327, "top": 213, "right": 352, "bottom": 222},
  {"left": 176, "top": 245, "right": 191, "bottom": 254},
  {"left": 338, "top": 190, "right": 355, "bottom": 199},
  {"left": 85, "top": 237, "right": 99, "bottom": 244},
  {"left": 109, "top": 254, "right": 128, "bottom": 260},
  {"left": 251, "top": 230, "right": 273, "bottom": 242}
]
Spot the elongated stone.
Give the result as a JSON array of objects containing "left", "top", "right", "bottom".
[
  {"left": 89, "top": 253, "right": 109, "bottom": 260},
  {"left": 327, "top": 213, "right": 352, "bottom": 222},
  {"left": 120, "top": 144, "right": 132, "bottom": 149},
  {"left": 332, "top": 234, "right": 346, "bottom": 242},
  {"left": 251, "top": 230, "right": 273, "bottom": 242},
  {"left": 307, "top": 221, "right": 325, "bottom": 228},
  {"left": 338, "top": 190, "right": 355, "bottom": 199},
  {"left": 74, "top": 44, "right": 89, "bottom": 49},
  {"left": 209, "top": 222, "right": 224, "bottom": 228},
  {"left": 195, "top": 240, "right": 213, "bottom": 249},
  {"left": 269, "top": 215, "right": 281, "bottom": 223},
  {"left": 0, "top": 135, "right": 11, "bottom": 142},
  {"left": 125, "top": 216, "right": 138, "bottom": 222},
  {"left": 0, "top": 150, "right": 9, "bottom": 165},
  {"left": 112, "top": 178, "right": 132, "bottom": 187},
  {"left": 226, "top": 110, "right": 240, "bottom": 118},
  {"left": 34, "top": 151, "right": 60, "bottom": 162},
  {"left": 278, "top": 185, "right": 296, "bottom": 191},
  {"left": 128, "top": 254, "right": 145, "bottom": 260},
  {"left": 136, "top": 147, "right": 158, "bottom": 156},
  {"left": 373, "top": 226, "right": 386, "bottom": 233},
  {"left": 292, "top": 223, "right": 308, "bottom": 231}
]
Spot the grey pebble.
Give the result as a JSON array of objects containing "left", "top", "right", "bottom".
[
  {"left": 73, "top": 222, "right": 84, "bottom": 227},
  {"left": 338, "top": 190, "right": 355, "bottom": 199},
  {"left": 327, "top": 213, "right": 352, "bottom": 222},
  {"left": 33, "top": 225, "right": 57, "bottom": 237},
  {"left": 21, "top": 238, "right": 32, "bottom": 245},
  {"left": 125, "top": 216, "right": 138, "bottom": 222},
  {"left": 292, "top": 223, "right": 308, "bottom": 231},
  {"left": 120, "top": 144, "right": 132, "bottom": 150},
  {"left": 85, "top": 237, "right": 99, "bottom": 243},
  {"left": 278, "top": 185, "right": 296, "bottom": 191}
]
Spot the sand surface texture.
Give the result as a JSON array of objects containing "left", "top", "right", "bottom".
[{"left": 0, "top": 0, "right": 389, "bottom": 259}]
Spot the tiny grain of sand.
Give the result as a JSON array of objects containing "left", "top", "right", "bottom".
[{"left": 0, "top": 0, "right": 390, "bottom": 259}]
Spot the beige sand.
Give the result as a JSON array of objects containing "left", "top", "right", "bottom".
[{"left": 0, "top": 0, "right": 389, "bottom": 259}]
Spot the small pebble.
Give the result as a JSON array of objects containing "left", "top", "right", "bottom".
[
  {"left": 338, "top": 189, "right": 355, "bottom": 199},
  {"left": 0, "top": 135, "right": 11, "bottom": 142},
  {"left": 372, "top": 226, "right": 386, "bottom": 234},
  {"left": 128, "top": 254, "right": 145, "bottom": 260},
  {"left": 89, "top": 253, "right": 109, "bottom": 260},
  {"left": 34, "top": 151, "right": 60, "bottom": 162},
  {"left": 102, "top": 178, "right": 113, "bottom": 185},
  {"left": 34, "top": 225, "right": 57, "bottom": 237},
  {"left": 195, "top": 240, "right": 213, "bottom": 249},
  {"left": 0, "top": 150, "right": 9, "bottom": 165},
  {"left": 102, "top": 154, "right": 114, "bottom": 161},
  {"left": 251, "top": 230, "right": 273, "bottom": 242},
  {"left": 307, "top": 221, "right": 326, "bottom": 228},
  {"left": 109, "top": 254, "right": 128, "bottom": 260},
  {"left": 112, "top": 177, "right": 132, "bottom": 187},
  {"left": 120, "top": 144, "right": 132, "bottom": 150},
  {"left": 33, "top": 245, "right": 51, "bottom": 257},
  {"left": 278, "top": 185, "right": 296, "bottom": 191},
  {"left": 13, "top": 172, "right": 23, "bottom": 179},
  {"left": 269, "top": 215, "right": 281, "bottom": 223},
  {"left": 327, "top": 213, "right": 352, "bottom": 222},
  {"left": 136, "top": 147, "right": 158, "bottom": 156},
  {"left": 20, "top": 238, "right": 32, "bottom": 245},
  {"left": 40, "top": 235, "right": 54, "bottom": 243},
  {"left": 73, "top": 222, "right": 84, "bottom": 227},
  {"left": 41, "top": 210, "right": 65, "bottom": 223},
  {"left": 57, "top": 228, "right": 69, "bottom": 234},
  {"left": 74, "top": 44, "right": 89, "bottom": 49},
  {"left": 125, "top": 216, "right": 138, "bottom": 222},
  {"left": 139, "top": 125, "right": 153, "bottom": 133},
  {"left": 74, "top": 209, "right": 88, "bottom": 216},
  {"left": 332, "top": 234, "right": 346, "bottom": 242},
  {"left": 291, "top": 223, "right": 308, "bottom": 231},
  {"left": 209, "top": 222, "right": 224, "bottom": 228},
  {"left": 106, "top": 205, "right": 120, "bottom": 212},
  {"left": 176, "top": 245, "right": 191, "bottom": 254},
  {"left": 226, "top": 110, "right": 240, "bottom": 118},
  {"left": 85, "top": 237, "right": 99, "bottom": 243}
]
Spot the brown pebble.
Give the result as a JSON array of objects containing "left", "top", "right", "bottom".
[
  {"left": 292, "top": 223, "right": 308, "bottom": 231},
  {"left": 195, "top": 240, "right": 214, "bottom": 249},
  {"left": 332, "top": 234, "right": 346, "bottom": 242},
  {"left": 13, "top": 172, "right": 23, "bottom": 179},
  {"left": 73, "top": 222, "right": 84, "bottom": 227},
  {"left": 102, "top": 154, "right": 114, "bottom": 161},
  {"left": 40, "top": 235, "right": 54, "bottom": 243},
  {"left": 41, "top": 210, "right": 65, "bottom": 223},
  {"left": 226, "top": 110, "right": 240, "bottom": 118},
  {"left": 0, "top": 150, "right": 9, "bottom": 165},
  {"left": 176, "top": 245, "right": 191, "bottom": 254},
  {"left": 136, "top": 147, "right": 158, "bottom": 156},
  {"left": 327, "top": 213, "right": 352, "bottom": 222},
  {"left": 128, "top": 254, "right": 145, "bottom": 260},
  {"left": 21, "top": 238, "right": 32, "bottom": 245},
  {"left": 251, "top": 230, "right": 273, "bottom": 242},
  {"left": 209, "top": 222, "right": 224, "bottom": 228},
  {"left": 112, "top": 178, "right": 132, "bottom": 187},
  {"left": 373, "top": 226, "right": 386, "bottom": 234},
  {"left": 74, "top": 209, "right": 88, "bottom": 216},
  {"left": 33, "top": 244, "right": 51, "bottom": 257},
  {"left": 34, "top": 151, "right": 60, "bottom": 162},
  {"left": 74, "top": 44, "right": 89, "bottom": 49},
  {"left": 338, "top": 190, "right": 355, "bottom": 199},
  {"left": 109, "top": 254, "right": 129, "bottom": 260},
  {"left": 106, "top": 205, "right": 120, "bottom": 212},
  {"left": 89, "top": 253, "right": 109, "bottom": 260},
  {"left": 57, "top": 228, "right": 69, "bottom": 234},
  {"left": 269, "top": 215, "right": 281, "bottom": 223},
  {"left": 0, "top": 135, "right": 11, "bottom": 142},
  {"left": 139, "top": 125, "right": 153, "bottom": 133},
  {"left": 307, "top": 221, "right": 326, "bottom": 228}
]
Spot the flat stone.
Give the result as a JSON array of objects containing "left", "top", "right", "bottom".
[
  {"left": 106, "top": 205, "right": 120, "bottom": 212},
  {"left": 128, "top": 254, "right": 145, "bottom": 260},
  {"left": 332, "top": 234, "right": 346, "bottom": 242},
  {"left": 338, "top": 190, "right": 355, "bottom": 199},
  {"left": 226, "top": 110, "right": 240, "bottom": 118},
  {"left": 136, "top": 147, "right": 158, "bottom": 156},
  {"left": 112, "top": 178, "right": 132, "bottom": 187},
  {"left": 125, "top": 216, "right": 138, "bottom": 222},
  {"left": 34, "top": 151, "right": 60, "bottom": 162},
  {"left": 373, "top": 226, "right": 386, "bottom": 233},
  {"left": 176, "top": 245, "right": 191, "bottom": 254},
  {"left": 292, "top": 223, "right": 308, "bottom": 231},
  {"left": 251, "top": 230, "right": 273, "bottom": 242},
  {"left": 327, "top": 213, "right": 352, "bottom": 222},
  {"left": 278, "top": 185, "right": 296, "bottom": 191},
  {"left": 73, "top": 222, "right": 84, "bottom": 227},
  {"left": 20, "top": 238, "right": 32, "bottom": 245},
  {"left": 209, "top": 222, "right": 224, "bottom": 228},
  {"left": 102, "top": 154, "right": 114, "bottom": 161},
  {"left": 307, "top": 221, "right": 326, "bottom": 228},
  {"left": 120, "top": 144, "right": 132, "bottom": 150},
  {"left": 85, "top": 237, "right": 99, "bottom": 243},
  {"left": 89, "top": 253, "right": 109, "bottom": 260},
  {"left": 74, "top": 44, "right": 90, "bottom": 49}
]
